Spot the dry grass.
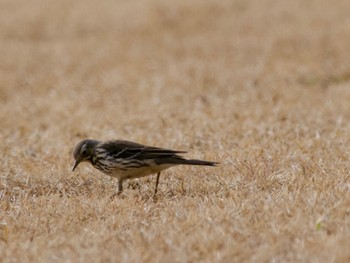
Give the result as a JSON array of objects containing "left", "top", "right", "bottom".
[{"left": 1, "top": 0, "right": 350, "bottom": 262}]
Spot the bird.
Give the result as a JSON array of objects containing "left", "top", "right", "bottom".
[{"left": 72, "top": 139, "right": 218, "bottom": 195}]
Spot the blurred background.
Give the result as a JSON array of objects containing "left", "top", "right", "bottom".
[
  {"left": 1, "top": 0, "right": 350, "bottom": 149},
  {"left": 1, "top": 0, "right": 350, "bottom": 261}
]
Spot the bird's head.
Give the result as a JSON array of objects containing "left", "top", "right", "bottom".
[{"left": 72, "top": 139, "right": 99, "bottom": 171}]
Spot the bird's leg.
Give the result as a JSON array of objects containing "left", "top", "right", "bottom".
[
  {"left": 154, "top": 172, "right": 161, "bottom": 196},
  {"left": 118, "top": 179, "right": 123, "bottom": 194},
  {"left": 110, "top": 180, "right": 123, "bottom": 200}
]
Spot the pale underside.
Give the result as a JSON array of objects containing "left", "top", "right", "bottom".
[{"left": 91, "top": 158, "right": 176, "bottom": 181}]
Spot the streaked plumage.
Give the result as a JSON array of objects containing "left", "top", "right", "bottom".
[{"left": 72, "top": 139, "right": 218, "bottom": 195}]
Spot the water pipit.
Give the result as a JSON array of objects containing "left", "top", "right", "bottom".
[{"left": 72, "top": 139, "right": 218, "bottom": 195}]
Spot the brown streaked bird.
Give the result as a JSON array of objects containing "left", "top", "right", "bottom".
[{"left": 72, "top": 139, "right": 218, "bottom": 195}]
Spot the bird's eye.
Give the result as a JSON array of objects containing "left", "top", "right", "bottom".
[{"left": 81, "top": 149, "right": 87, "bottom": 156}]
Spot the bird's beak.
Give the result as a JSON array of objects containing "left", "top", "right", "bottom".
[{"left": 72, "top": 159, "right": 81, "bottom": 172}]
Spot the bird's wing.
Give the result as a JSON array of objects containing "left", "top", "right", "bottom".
[{"left": 99, "top": 140, "right": 186, "bottom": 160}]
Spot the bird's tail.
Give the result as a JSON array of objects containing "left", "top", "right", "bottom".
[
  {"left": 159, "top": 157, "right": 218, "bottom": 166},
  {"left": 182, "top": 159, "right": 218, "bottom": 166}
]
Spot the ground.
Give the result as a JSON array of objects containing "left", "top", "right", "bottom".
[{"left": 1, "top": 0, "right": 350, "bottom": 262}]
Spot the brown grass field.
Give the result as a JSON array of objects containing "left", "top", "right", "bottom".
[{"left": 1, "top": 0, "right": 350, "bottom": 262}]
